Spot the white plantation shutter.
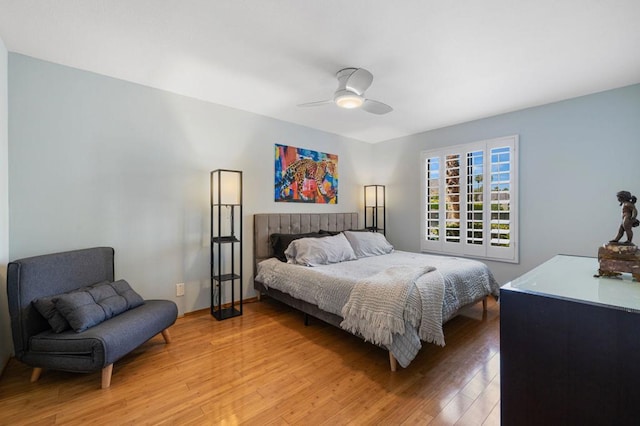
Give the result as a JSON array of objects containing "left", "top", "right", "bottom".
[
  {"left": 421, "top": 135, "right": 518, "bottom": 263},
  {"left": 444, "top": 153, "right": 461, "bottom": 245},
  {"left": 425, "top": 157, "right": 440, "bottom": 241}
]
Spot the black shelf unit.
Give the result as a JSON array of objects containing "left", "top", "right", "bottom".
[
  {"left": 210, "top": 169, "right": 243, "bottom": 320},
  {"left": 364, "top": 185, "right": 385, "bottom": 235}
]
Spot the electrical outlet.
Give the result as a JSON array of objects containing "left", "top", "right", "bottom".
[{"left": 176, "top": 283, "right": 185, "bottom": 297}]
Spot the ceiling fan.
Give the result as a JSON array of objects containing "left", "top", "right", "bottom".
[{"left": 298, "top": 67, "right": 393, "bottom": 115}]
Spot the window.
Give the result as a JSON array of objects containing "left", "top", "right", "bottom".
[{"left": 421, "top": 135, "right": 518, "bottom": 263}]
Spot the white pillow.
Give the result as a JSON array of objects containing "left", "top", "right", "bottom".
[
  {"left": 285, "top": 233, "right": 357, "bottom": 266},
  {"left": 343, "top": 231, "right": 394, "bottom": 258}
]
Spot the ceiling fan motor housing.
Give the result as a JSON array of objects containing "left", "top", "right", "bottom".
[
  {"left": 334, "top": 89, "right": 363, "bottom": 108},
  {"left": 298, "top": 67, "right": 392, "bottom": 114}
]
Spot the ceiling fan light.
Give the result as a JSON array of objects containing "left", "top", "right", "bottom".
[{"left": 335, "top": 93, "right": 364, "bottom": 109}]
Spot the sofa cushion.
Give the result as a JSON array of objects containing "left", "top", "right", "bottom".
[{"left": 53, "top": 280, "right": 145, "bottom": 332}]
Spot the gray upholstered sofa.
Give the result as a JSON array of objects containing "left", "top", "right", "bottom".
[{"left": 7, "top": 247, "right": 178, "bottom": 389}]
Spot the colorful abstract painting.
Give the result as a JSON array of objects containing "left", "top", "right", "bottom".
[{"left": 274, "top": 144, "right": 338, "bottom": 203}]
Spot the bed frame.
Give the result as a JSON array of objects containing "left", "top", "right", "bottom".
[{"left": 252, "top": 212, "right": 486, "bottom": 371}]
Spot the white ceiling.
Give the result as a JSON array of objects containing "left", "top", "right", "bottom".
[{"left": 1, "top": 1, "right": 639, "bottom": 143}]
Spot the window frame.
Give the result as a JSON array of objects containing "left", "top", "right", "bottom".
[{"left": 420, "top": 135, "right": 519, "bottom": 263}]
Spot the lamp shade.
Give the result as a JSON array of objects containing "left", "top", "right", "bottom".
[
  {"left": 364, "top": 185, "right": 385, "bottom": 207},
  {"left": 211, "top": 169, "right": 242, "bottom": 205}
]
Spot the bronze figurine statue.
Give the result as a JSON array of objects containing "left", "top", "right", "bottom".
[{"left": 610, "top": 190, "right": 639, "bottom": 245}]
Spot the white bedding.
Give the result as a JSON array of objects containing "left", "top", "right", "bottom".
[{"left": 255, "top": 251, "right": 500, "bottom": 367}]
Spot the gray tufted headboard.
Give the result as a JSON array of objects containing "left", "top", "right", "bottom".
[{"left": 253, "top": 213, "right": 358, "bottom": 274}]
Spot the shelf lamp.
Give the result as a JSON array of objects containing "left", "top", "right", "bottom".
[
  {"left": 364, "top": 185, "right": 385, "bottom": 235},
  {"left": 210, "top": 169, "right": 243, "bottom": 321}
]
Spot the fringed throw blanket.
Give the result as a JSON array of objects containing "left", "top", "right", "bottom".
[
  {"left": 415, "top": 269, "right": 446, "bottom": 346},
  {"left": 340, "top": 265, "right": 445, "bottom": 348}
]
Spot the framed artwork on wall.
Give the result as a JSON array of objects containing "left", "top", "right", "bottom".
[{"left": 274, "top": 144, "right": 338, "bottom": 203}]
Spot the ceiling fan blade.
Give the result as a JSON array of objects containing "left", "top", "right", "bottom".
[
  {"left": 362, "top": 99, "right": 393, "bottom": 115},
  {"left": 297, "top": 99, "right": 334, "bottom": 107},
  {"left": 345, "top": 68, "right": 373, "bottom": 95}
]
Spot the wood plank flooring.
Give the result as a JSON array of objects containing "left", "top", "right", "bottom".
[{"left": 0, "top": 297, "right": 500, "bottom": 425}]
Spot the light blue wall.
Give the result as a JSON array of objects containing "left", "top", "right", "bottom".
[
  {"left": 0, "top": 36, "right": 10, "bottom": 369},
  {"left": 5, "top": 52, "right": 640, "bottom": 322},
  {"left": 374, "top": 84, "right": 640, "bottom": 284},
  {"left": 8, "top": 54, "right": 373, "bottom": 315}
]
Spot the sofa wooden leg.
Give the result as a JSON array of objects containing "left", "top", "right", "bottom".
[
  {"left": 482, "top": 296, "right": 488, "bottom": 311},
  {"left": 389, "top": 352, "right": 398, "bottom": 372},
  {"left": 30, "top": 367, "right": 43, "bottom": 383},
  {"left": 101, "top": 364, "right": 113, "bottom": 389},
  {"left": 161, "top": 328, "right": 172, "bottom": 344}
]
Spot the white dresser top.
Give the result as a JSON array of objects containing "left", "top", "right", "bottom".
[{"left": 502, "top": 254, "right": 640, "bottom": 312}]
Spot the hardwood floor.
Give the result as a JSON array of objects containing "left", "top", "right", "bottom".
[{"left": 0, "top": 297, "right": 500, "bottom": 425}]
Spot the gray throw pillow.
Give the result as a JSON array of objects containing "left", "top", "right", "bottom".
[
  {"left": 36, "top": 280, "right": 145, "bottom": 333},
  {"left": 33, "top": 296, "right": 71, "bottom": 333},
  {"left": 32, "top": 283, "right": 105, "bottom": 332},
  {"left": 55, "top": 291, "right": 108, "bottom": 332},
  {"left": 110, "top": 279, "right": 144, "bottom": 309},
  {"left": 55, "top": 280, "right": 145, "bottom": 332}
]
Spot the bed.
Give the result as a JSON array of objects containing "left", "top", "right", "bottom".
[{"left": 253, "top": 213, "right": 500, "bottom": 370}]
